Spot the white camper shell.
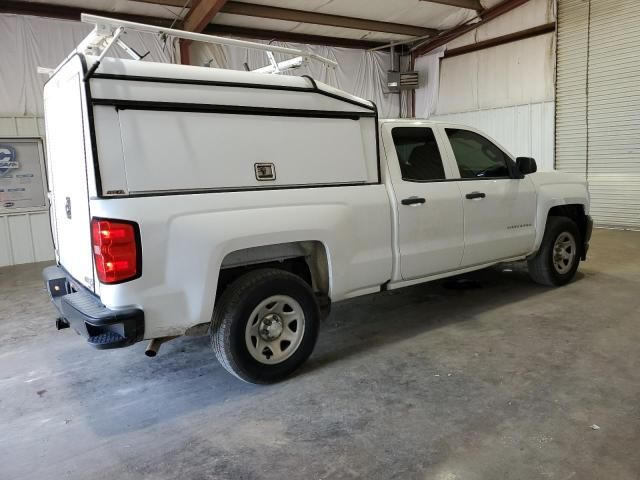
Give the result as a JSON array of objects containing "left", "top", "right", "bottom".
[{"left": 44, "top": 54, "right": 381, "bottom": 292}]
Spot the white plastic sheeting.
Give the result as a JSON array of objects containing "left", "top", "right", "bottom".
[
  {"left": 413, "top": 0, "right": 555, "bottom": 118},
  {"left": 0, "top": 14, "right": 177, "bottom": 116},
  {"left": 414, "top": 46, "right": 446, "bottom": 119},
  {"left": 436, "top": 33, "right": 554, "bottom": 115},
  {"left": 189, "top": 41, "right": 399, "bottom": 118},
  {"left": 0, "top": 12, "right": 398, "bottom": 118}
]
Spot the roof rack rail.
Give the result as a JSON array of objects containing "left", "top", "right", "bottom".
[{"left": 79, "top": 14, "right": 338, "bottom": 75}]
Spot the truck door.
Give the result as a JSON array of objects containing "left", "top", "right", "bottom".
[
  {"left": 441, "top": 127, "right": 537, "bottom": 267},
  {"left": 383, "top": 125, "right": 464, "bottom": 280}
]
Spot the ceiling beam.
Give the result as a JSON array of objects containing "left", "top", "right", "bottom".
[
  {"left": 413, "top": 0, "right": 530, "bottom": 56},
  {"left": 181, "top": 0, "right": 229, "bottom": 65},
  {"left": 0, "top": 1, "right": 383, "bottom": 50},
  {"left": 219, "top": 2, "right": 438, "bottom": 37},
  {"left": 132, "top": 0, "right": 439, "bottom": 37},
  {"left": 443, "top": 22, "right": 555, "bottom": 58},
  {"left": 114, "top": 0, "right": 187, "bottom": 7},
  {"left": 202, "top": 24, "right": 385, "bottom": 49},
  {"left": 419, "top": 0, "right": 483, "bottom": 10},
  {"left": 0, "top": 0, "right": 175, "bottom": 26},
  {"left": 183, "top": 0, "right": 228, "bottom": 33}
]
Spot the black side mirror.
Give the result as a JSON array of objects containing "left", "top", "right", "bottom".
[{"left": 516, "top": 157, "right": 537, "bottom": 175}]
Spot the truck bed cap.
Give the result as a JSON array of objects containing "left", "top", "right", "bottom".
[{"left": 84, "top": 55, "right": 375, "bottom": 112}]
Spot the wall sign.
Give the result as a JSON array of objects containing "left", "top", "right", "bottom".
[{"left": 0, "top": 138, "right": 47, "bottom": 213}]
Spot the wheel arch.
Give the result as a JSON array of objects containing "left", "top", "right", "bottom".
[
  {"left": 533, "top": 202, "right": 589, "bottom": 258},
  {"left": 216, "top": 240, "right": 331, "bottom": 305}
]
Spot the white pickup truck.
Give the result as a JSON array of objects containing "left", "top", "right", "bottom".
[{"left": 42, "top": 53, "right": 592, "bottom": 384}]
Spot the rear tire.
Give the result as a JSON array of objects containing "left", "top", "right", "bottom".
[
  {"left": 528, "top": 216, "right": 581, "bottom": 286},
  {"left": 211, "top": 268, "right": 320, "bottom": 384}
]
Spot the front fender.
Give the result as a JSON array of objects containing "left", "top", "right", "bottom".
[{"left": 531, "top": 178, "right": 590, "bottom": 254}]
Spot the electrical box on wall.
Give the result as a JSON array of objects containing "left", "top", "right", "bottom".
[{"left": 387, "top": 71, "right": 419, "bottom": 92}]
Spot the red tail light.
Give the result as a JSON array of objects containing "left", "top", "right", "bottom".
[{"left": 91, "top": 218, "right": 141, "bottom": 284}]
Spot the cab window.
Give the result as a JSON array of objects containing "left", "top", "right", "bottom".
[
  {"left": 445, "top": 129, "right": 511, "bottom": 179},
  {"left": 391, "top": 127, "right": 446, "bottom": 182}
]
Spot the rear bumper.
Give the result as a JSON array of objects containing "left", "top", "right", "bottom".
[{"left": 43, "top": 266, "right": 144, "bottom": 349}]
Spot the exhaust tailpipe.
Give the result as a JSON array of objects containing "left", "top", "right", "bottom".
[{"left": 145, "top": 336, "right": 178, "bottom": 357}]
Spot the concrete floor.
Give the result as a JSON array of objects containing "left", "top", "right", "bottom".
[{"left": 1, "top": 229, "right": 639, "bottom": 480}]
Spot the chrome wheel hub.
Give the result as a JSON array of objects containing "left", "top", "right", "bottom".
[
  {"left": 258, "top": 314, "right": 284, "bottom": 341},
  {"left": 245, "top": 295, "right": 305, "bottom": 365},
  {"left": 552, "top": 231, "right": 576, "bottom": 275}
]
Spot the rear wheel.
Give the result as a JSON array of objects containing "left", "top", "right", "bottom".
[
  {"left": 211, "top": 268, "right": 320, "bottom": 384},
  {"left": 528, "top": 216, "right": 581, "bottom": 286}
]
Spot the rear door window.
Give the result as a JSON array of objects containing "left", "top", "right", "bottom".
[{"left": 391, "top": 127, "right": 446, "bottom": 182}]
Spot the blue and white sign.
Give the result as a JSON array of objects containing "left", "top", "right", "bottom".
[
  {"left": 0, "top": 139, "right": 46, "bottom": 211},
  {"left": 0, "top": 144, "right": 19, "bottom": 177}
]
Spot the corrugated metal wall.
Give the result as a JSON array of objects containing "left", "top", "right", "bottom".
[
  {"left": 587, "top": 0, "right": 640, "bottom": 229},
  {"left": 556, "top": 0, "right": 640, "bottom": 229},
  {"left": 432, "top": 101, "right": 555, "bottom": 171},
  {"left": 555, "top": 0, "right": 588, "bottom": 175},
  {"left": 0, "top": 116, "right": 54, "bottom": 267}
]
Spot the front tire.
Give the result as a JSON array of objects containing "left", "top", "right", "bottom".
[
  {"left": 528, "top": 216, "right": 581, "bottom": 286},
  {"left": 211, "top": 268, "right": 320, "bottom": 384}
]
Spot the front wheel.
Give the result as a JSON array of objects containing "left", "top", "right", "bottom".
[
  {"left": 528, "top": 216, "right": 581, "bottom": 286},
  {"left": 211, "top": 268, "right": 320, "bottom": 384}
]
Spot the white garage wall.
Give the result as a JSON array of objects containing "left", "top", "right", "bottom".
[
  {"left": 0, "top": 115, "right": 53, "bottom": 267},
  {"left": 430, "top": 101, "right": 555, "bottom": 171},
  {"left": 414, "top": 0, "right": 556, "bottom": 170},
  {"left": 0, "top": 211, "right": 54, "bottom": 267}
]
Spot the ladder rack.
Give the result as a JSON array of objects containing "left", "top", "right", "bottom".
[{"left": 79, "top": 13, "right": 338, "bottom": 75}]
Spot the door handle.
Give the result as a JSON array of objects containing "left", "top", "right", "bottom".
[
  {"left": 465, "top": 191, "right": 486, "bottom": 200},
  {"left": 401, "top": 196, "right": 426, "bottom": 206}
]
